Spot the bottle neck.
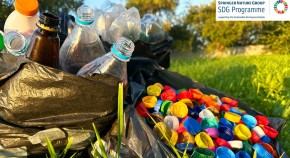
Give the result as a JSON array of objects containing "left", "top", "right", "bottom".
[
  {"left": 111, "top": 44, "right": 131, "bottom": 62},
  {"left": 37, "top": 27, "right": 59, "bottom": 36}
]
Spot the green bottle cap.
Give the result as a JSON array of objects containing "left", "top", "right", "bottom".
[{"left": 0, "top": 31, "right": 4, "bottom": 52}]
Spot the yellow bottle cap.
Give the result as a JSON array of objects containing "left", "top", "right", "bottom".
[
  {"left": 153, "top": 122, "right": 172, "bottom": 142},
  {"left": 147, "top": 85, "right": 162, "bottom": 96},
  {"left": 177, "top": 131, "right": 195, "bottom": 144},
  {"left": 170, "top": 101, "right": 188, "bottom": 118},
  {"left": 224, "top": 111, "right": 241, "bottom": 123},
  {"left": 170, "top": 130, "right": 178, "bottom": 146},
  {"left": 179, "top": 99, "right": 194, "bottom": 109},
  {"left": 234, "top": 124, "right": 251, "bottom": 140},
  {"left": 195, "top": 132, "right": 214, "bottom": 148},
  {"left": 154, "top": 83, "right": 164, "bottom": 90},
  {"left": 142, "top": 96, "right": 157, "bottom": 108}
]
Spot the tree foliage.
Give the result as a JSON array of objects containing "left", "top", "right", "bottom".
[
  {"left": 185, "top": 1, "right": 262, "bottom": 52},
  {"left": 126, "top": 0, "right": 177, "bottom": 16}
]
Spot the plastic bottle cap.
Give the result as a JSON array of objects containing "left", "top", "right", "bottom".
[
  {"left": 146, "top": 113, "right": 164, "bottom": 128},
  {"left": 219, "top": 118, "right": 236, "bottom": 130},
  {"left": 177, "top": 131, "right": 195, "bottom": 144},
  {"left": 177, "top": 90, "right": 193, "bottom": 101},
  {"left": 160, "top": 100, "right": 172, "bottom": 114},
  {"left": 255, "top": 115, "right": 269, "bottom": 126},
  {"left": 0, "top": 31, "right": 4, "bottom": 52},
  {"left": 261, "top": 125, "right": 279, "bottom": 139},
  {"left": 170, "top": 130, "right": 178, "bottom": 146},
  {"left": 183, "top": 117, "right": 202, "bottom": 135},
  {"left": 161, "top": 89, "right": 176, "bottom": 102},
  {"left": 15, "top": 0, "right": 38, "bottom": 16},
  {"left": 147, "top": 85, "right": 162, "bottom": 96},
  {"left": 224, "top": 112, "right": 241, "bottom": 123},
  {"left": 179, "top": 99, "right": 194, "bottom": 109},
  {"left": 153, "top": 122, "right": 172, "bottom": 142},
  {"left": 176, "top": 143, "right": 195, "bottom": 153},
  {"left": 220, "top": 104, "right": 231, "bottom": 112},
  {"left": 228, "top": 140, "right": 243, "bottom": 149},
  {"left": 229, "top": 107, "right": 243, "bottom": 116},
  {"left": 235, "top": 150, "right": 251, "bottom": 158},
  {"left": 215, "top": 146, "right": 235, "bottom": 158},
  {"left": 199, "top": 109, "right": 215, "bottom": 119},
  {"left": 242, "top": 114, "right": 257, "bottom": 129},
  {"left": 204, "top": 128, "right": 219, "bottom": 139},
  {"left": 251, "top": 130, "right": 262, "bottom": 143},
  {"left": 252, "top": 126, "right": 266, "bottom": 138},
  {"left": 218, "top": 125, "right": 234, "bottom": 141},
  {"left": 142, "top": 96, "right": 157, "bottom": 108},
  {"left": 215, "top": 138, "right": 232, "bottom": 149},
  {"left": 153, "top": 83, "right": 163, "bottom": 90},
  {"left": 192, "top": 147, "right": 215, "bottom": 158},
  {"left": 253, "top": 143, "right": 274, "bottom": 158},
  {"left": 260, "top": 143, "right": 275, "bottom": 156},
  {"left": 260, "top": 135, "right": 271, "bottom": 143},
  {"left": 153, "top": 100, "right": 163, "bottom": 113},
  {"left": 242, "top": 140, "right": 254, "bottom": 156},
  {"left": 170, "top": 101, "right": 188, "bottom": 118},
  {"left": 200, "top": 117, "right": 219, "bottom": 130},
  {"left": 164, "top": 115, "right": 179, "bottom": 131},
  {"left": 188, "top": 108, "right": 199, "bottom": 119},
  {"left": 195, "top": 132, "right": 214, "bottom": 148},
  {"left": 135, "top": 102, "right": 149, "bottom": 118},
  {"left": 234, "top": 124, "right": 251, "bottom": 140}
]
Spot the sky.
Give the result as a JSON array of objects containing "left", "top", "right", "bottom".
[{"left": 83, "top": 0, "right": 213, "bottom": 15}]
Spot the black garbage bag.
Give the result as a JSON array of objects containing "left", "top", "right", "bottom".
[
  {"left": 100, "top": 58, "right": 288, "bottom": 158},
  {"left": 0, "top": 55, "right": 120, "bottom": 155}
]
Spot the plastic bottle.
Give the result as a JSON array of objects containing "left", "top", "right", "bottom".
[
  {"left": 59, "top": 5, "right": 106, "bottom": 74},
  {"left": 4, "top": 0, "right": 39, "bottom": 37},
  {"left": 26, "top": 13, "right": 60, "bottom": 69},
  {"left": 77, "top": 37, "right": 134, "bottom": 85},
  {"left": 4, "top": 31, "right": 28, "bottom": 56}
]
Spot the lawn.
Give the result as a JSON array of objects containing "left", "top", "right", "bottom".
[{"left": 170, "top": 54, "right": 290, "bottom": 156}]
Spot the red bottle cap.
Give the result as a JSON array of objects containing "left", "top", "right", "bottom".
[
  {"left": 220, "top": 104, "right": 231, "bottom": 112},
  {"left": 215, "top": 138, "right": 232, "bottom": 149},
  {"left": 261, "top": 125, "right": 279, "bottom": 138},
  {"left": 255, "top": 115, "right": 269, "bottom": 126},
  {"left": 177, "top": 90, "right": 194, "bottom": 101},
  {"left": 135, "top": 102, "right": 149, "bottom": 118},
  {"left": 163, "top": 85, "right": 171, "bottom": 91},
  {"left": 251, "top": 130, "right": 261, "bottom": 143},
  {"left": 161, "top": 89, "right": 177, "bottom": 102}
]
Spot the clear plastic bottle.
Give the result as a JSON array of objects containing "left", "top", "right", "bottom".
[
  {"left": 59, "top": 5, "right": 106, "bottom": 74},
  {"left": 4, "top": 0, "right": 39, "bottom": 37},
  {"left": 77, "top": 37, "right": 134, "bottom": 85}
]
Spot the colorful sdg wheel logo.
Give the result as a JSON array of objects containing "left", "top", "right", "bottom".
[{"left": 274, "top": 0, "right": 288, "bottom": 14}]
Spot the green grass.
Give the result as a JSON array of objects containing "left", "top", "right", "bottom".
[{"left": 170, "top": 54, "right": 290, "bottom": 156}]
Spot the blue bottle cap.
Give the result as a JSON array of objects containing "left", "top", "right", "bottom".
[
  {"left": 154, "top": 99, "right": 163, "bottom": 112},
  {"left": 183, "top": 117, "right": 202, "bottom": 135},
  {"left": 218, "top": 125, "right": 234, "bottom": 141},
  {"left": 200, "top": 104, "right": 206, "bottom": 110},
  {"left": 194, "top": 106, "right": 202, "bottom": 114},
  {"left": 176, "top": 143, "right": 195, "bottom": 154},
  {"left": 216, "top": 146, "right": 235, "bottom": 158},
  {"left": 242, "top": 114, "right": 257, "bottom": 129},
  {"left": 219, "top": 118, "right": 236, "bottom": 130},
  {"left": 188, "top": 108, "right": 199, "bottom": 119},
  {"left": 261, "top": 135, "right": 271, "bottom": 143},
  {"left": 253, "top": 143, "right": 274, "bottom": 158},
  {"left": 229, "top": 107, "right": 243, "bottom": 116},
  {"left": 235, "top": 150, "right": 251, "bottom": 158}
]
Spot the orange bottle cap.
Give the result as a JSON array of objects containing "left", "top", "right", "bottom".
[{"left": 15, "top": 0, "right": 38, "bottom": 16}]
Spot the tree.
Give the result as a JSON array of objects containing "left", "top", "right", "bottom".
[
  {"left": 126, "top": 0, "right": 178, "bottom": 17},
  {"left": 185, "top": 1, "right": 262, "bottom": 53},
  {"left": 38, "top": 0, "right": 83, "bottom": 15}
]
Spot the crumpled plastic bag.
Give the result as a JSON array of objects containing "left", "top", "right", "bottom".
[
  {"left": 140, "top": 14, "right": 165, "bottom": 43},
  {"left": 0, "top": 58, "right": 120, "bottom": 156},
  {"left": 94, "top": 1, "right": 141, "bottom": 44}
]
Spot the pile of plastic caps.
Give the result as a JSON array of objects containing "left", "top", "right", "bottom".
[{"left": 136, "top": 83, "right": 280, "bottom": 158}]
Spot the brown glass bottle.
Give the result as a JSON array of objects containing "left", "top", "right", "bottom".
[{"left": 26, "top": 13, "right": 60, "bottom": 68}]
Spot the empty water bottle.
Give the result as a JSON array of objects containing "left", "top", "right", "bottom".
[
  {"left": 4, "top": 31, "right": 28, "bottom": 56},
  {"left": 59, "top": 5, "right": 106, "bottom": 74},
  {"left": 77, "top": 37, "right": 134, "bottom": 85}
]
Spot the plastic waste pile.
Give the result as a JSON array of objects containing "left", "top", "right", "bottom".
[
  {"left": 136, "top": 83, "right": 282, "bottom": 158},
  {"left": 0, "top": 0, "right": 287, "bottom": 157}
]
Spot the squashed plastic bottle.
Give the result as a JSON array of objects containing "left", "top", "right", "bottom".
[
  {"left": 4, "top": 0, "right": 39, "bottom": 37},
  {"left": 77, "top": 37, "right": 134, "bottom": 85},
  {"left": 59, "top": 5, "right": 106, "bottom": 74}
]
